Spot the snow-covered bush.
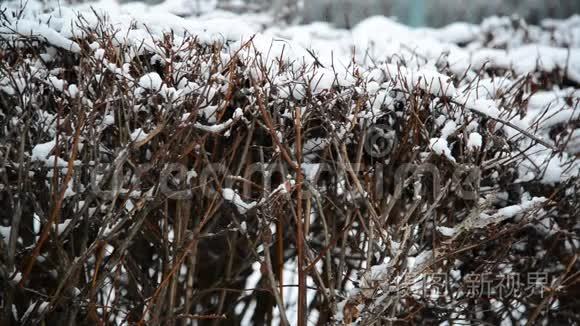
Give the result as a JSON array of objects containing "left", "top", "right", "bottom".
[{"left": 0, "top": 1, "right": 579, "bottom": 325}]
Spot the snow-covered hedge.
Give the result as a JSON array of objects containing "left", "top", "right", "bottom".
[{"left": 0, "top": 1, "right": 579, "bottom": 325}]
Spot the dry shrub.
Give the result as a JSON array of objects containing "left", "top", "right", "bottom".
[{"left": 0, "top": 9, "right": 579, "bottom": 326}]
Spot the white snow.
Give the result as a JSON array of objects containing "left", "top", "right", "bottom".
[
  {"left": 221, "top": 188, "right": 256, "bottom": 214},
  {"left": 67, "top": 84, "right": 79, "bottom": 98},
  {"left": 47, "top": 76, "right": 65, "bottom": 91},
  {"left": 436, "top": 226, "right": 457, "bottom": 237},
  {"left": 465, "top": 98, "right": 501, "bottom": 119},
  {"left": 233, "top": 107, "right": 244, "bottom": 120},
  {"left": 94, "top": 48, "right": 106, "bottom": 60},
  {"left": 0, "top": 225, "right": 10, "bottom": 244},
  {"left": 54, "top": 219, "right": 71, "bottom": 235},
  {"left": 31, "top": 140, "right": 55, "bottom": 162},
  {"left": 0, "top": 19, "right": 81, "bottom": 53},
  {"left": 11, "top": 272, "right": 22, "bottom": 284},
  {"left": 1, "top": 1, "right": 579, "bottom": 323},
  {"left": 494, "top": 197, "right": 547, "bottom": 219},
  {"left": 429, "top": 138, "right": 456, "bottom": 163},
  {"left": 138, "top": 72, "right": 163, "bottom": 90},
  {"left": 441, "top": 120, "right": 458, "bottom": 139},
  {"left": 410, "top": 69, "right": 457, "bottom": 97},
  {"left": 428, "top": 22, "right": 480, "bottom": 44},
  {"left": 130, "top": 128, "right": 148, "bottom": 142},
  {"left": 37, "top": 301, "right": 49, "bottom": 314},
  {"left": 467, "top": 132, "right": 483, "bottom": 150},
  {"left": 542, "top": 156, "right": 563, "bottom": 184},
  {"left": 194, "top": 119, "right": 235, "bottom": 133}
]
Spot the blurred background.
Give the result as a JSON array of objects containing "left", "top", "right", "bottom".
[{"left": 119, "top": 0, "right": 580, "bottom": 27}]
